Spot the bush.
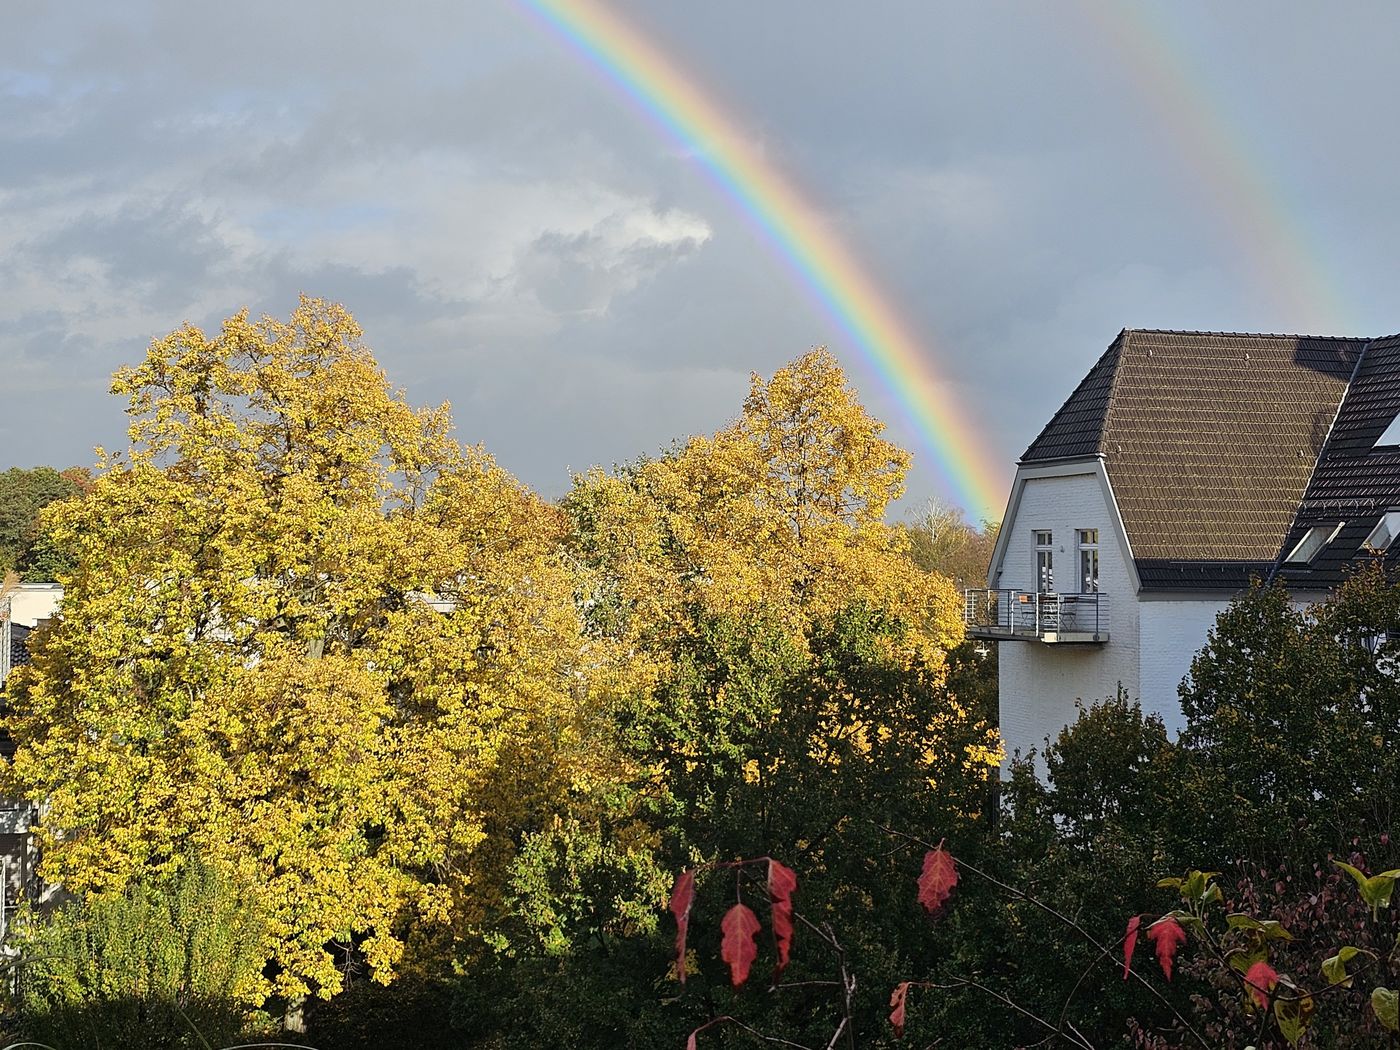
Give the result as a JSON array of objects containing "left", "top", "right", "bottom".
[{"left": 12, "top": 858, "right": 272, "bottom": 1049}]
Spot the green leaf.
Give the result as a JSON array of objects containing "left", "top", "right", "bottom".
[
  {"left": 1181, "top": 870, "right": 1221, "bottom": 906},
  {"left": 1258, "top": 920, "right": 1291, "bottom": 941},
  {"left": 1372, "top": 987, "right": 1399, "bottom": 1032},
  {"left": 1172, "top": 911, "right": 1206, "bottom": 935},
  {"left": 1334, "top": 860, "right": 1398, "bottom": 914},
  {"left": 1226, "top": 914, "right": 1289, "bottom": 938},
  {"left": 1321, "top": 946, "right": 1367, "bottom": 987},
  {"left": 1156, "top": 877, "right": 1183, "bottom": 890},
  {"left": 1273, "top": 992, "right": 1314, "bottom": 1045},
  {"left": 1228, "top": 947, "right": 1268, "bottom": 974},
  {"left": 1335, "top": 859, "right": 1369, "bottom": 892}
]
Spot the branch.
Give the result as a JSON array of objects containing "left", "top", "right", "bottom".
[
  {"left": 875, "top": 824, "right": 1210, "bottom": 1050},
  {"left": 685, "top": 1015, "right": 817, "bottom": 1049},
  {"left": 918, "top": 976, "right": 1098, "bottom": 1050}
]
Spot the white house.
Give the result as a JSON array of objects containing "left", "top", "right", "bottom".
[
  {"left": 0, "top": 582, "right": 62, "bottom": 686},
  {"left": 0, "top": 582, "right": 62, "bottom": 926},
  {"left": 967, "top": 329, "right": 1400, "bottom": 764}
]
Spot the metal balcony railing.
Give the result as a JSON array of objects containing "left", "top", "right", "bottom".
[{"left": 962, "top": 589, "right": 1109, "bottom": 643}]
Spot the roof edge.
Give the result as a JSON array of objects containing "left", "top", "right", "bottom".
[
  {"left": 1265, "top": 336, "right": 1375, "bottom": 584},
  {"left": 1019, "top": 329, "right": 1125, "bottom": 463},
  {"left": 1124, "top": 328, "right": 1374, "bottom": 342}
]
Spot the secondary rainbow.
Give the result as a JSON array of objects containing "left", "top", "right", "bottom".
[
  {"left": 1075, "top": 2, "right": 1349, "bottom": 333},
  {"left": 517, "top": 0, "right": 1007, "bottom": 518}
]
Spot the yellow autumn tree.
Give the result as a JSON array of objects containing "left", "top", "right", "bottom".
[
  {"left": 557, "top": 351, "right": 997, "bottom": 836},
  {"left": 3, "top": 298, "right": 601, "bottom": 999},
  {"left": 568, "top": 348, "right": 965, "bottom": 665}
]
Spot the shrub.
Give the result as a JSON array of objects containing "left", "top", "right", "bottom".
[{"left": 13, "top": 857, "right": 271, "bottom": 1049}]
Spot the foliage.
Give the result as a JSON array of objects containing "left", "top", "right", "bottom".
[
  {"left": 1128, "top": 862, "right": 1400, "bottom": 1048},
  {"left": 2, "top": 297, "right": 602, "bottom": 999},
  {"left": 303, "top": 974, "right": 463, "bottom": 1050},
  {"left": 0, "top": 465, "right": 89, "bottom": 581},
  {"left": 1178, "top": 565, "right": 1400, "bottom": 862},
  {"left": 925, "top": 566, "right": 1400, "bottom": 1045},
  {"left": 905, "top": 696, "right": 1186, "bottom": 1046},
  {"left": 898, "top": 498, "right": 1000, "bottom": 740},
  {"left": 882, "top": 850, "right": 1400, "bottom": 1050},
  {"left": 12, "top": 858, "right": 271, "bottom": 1049},
  {"left": 565, "top": 349, "right": 964, "bottom": 660},
  {"left": 900, "top": 497, "right": 999, "bottom": 591},
  {"left": 462, "top": 350, "right": 996, "bottom": 1047}
]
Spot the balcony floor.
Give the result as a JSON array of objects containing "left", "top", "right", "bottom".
[{"left": 967, "top": 625, "right": 1109, "bottom": 644}]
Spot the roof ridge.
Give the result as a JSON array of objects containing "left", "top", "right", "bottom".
[{"left": 1126, "top": 327, "right": 1373, "bottom": 342}]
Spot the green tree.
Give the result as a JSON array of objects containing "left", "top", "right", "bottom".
[
  {"left": 899, "top": 500, "right": 1000, "bottom": 734},
  {"left": 0, "top": 465, "right": 88, "bottom": 580},
  {"left": 1177, "top": 565, "right": 1400, "bottom": 861}
]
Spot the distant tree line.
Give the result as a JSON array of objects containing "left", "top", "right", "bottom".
[{"left": 0, "top": 465, "right": 90, "bottom": 582}]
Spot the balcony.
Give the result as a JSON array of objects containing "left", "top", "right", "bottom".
[{"left": 963, "top": 589, "right": 1109, "bottom": 644}]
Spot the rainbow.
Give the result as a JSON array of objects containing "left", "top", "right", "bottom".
[
  {"left": 1074, "top": 2, "right": 1348, "bottom": 333},
  {"left": 517, "top": 0, "right": 1007, "bottom": 518}
]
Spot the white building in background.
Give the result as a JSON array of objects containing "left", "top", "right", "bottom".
[
  {"left": 966, "top": 329, "right": 1400, "bottom": 765},
  {"left": 0, "top": 582, "right": 62, "bottom": 926},
  {"left": 0, "top": 582, "right": 63, "bottom": 685}
]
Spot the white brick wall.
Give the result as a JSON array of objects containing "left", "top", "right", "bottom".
[
  {"left": 990, "top": 465, "right": 1334, "bottom": 769},
  {"left": 1136, "top": 598, "right": 1232, "bottom": 736},
  {"left": 997, "top": 466, "right": 1141, "bottom": 764}
]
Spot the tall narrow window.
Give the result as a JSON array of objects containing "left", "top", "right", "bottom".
[
  {"left": 1077, "top": 529, "right": 1099, "bottom": 593},
  {"left": 1034, "top": 530, "right": 1054, "bottom": 592}
]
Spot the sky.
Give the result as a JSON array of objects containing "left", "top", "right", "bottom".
[{"left": 5, "top": 1, "right": 1400, "bottom": 520}]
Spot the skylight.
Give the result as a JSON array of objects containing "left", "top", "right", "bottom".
[
  {"left": 1365, "top": 512, "right": 1400, "bottom": 552},
  {"left": 1284, "top": 522, "right": 1344, "bottom": 565},
  {"left": 1377, "top": 415, "right": 1400, "bottom": 447}
]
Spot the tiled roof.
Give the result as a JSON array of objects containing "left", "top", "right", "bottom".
[
  {"left": 1021, "top": 332, "right": 1123, "bottom": 462},
  {"left": 9, "top": 622, "right": 31, "bottom": 671},
  {"left": 1135, "top": 560, "right": 1273, "bottom": 591},
  {"left": 1274, "top": 335, "right": 1400, "bottom": 590},
  {"left": 1022, "top": 329, "right": 1371, "bottom": 591}
]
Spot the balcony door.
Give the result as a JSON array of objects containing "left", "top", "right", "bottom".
[
  {"left": 1034, "top": 530, "right": 1054, "bottom": 592},
  {"left": 1077, "top": 529, "right": 1099, "bottom": 593}
]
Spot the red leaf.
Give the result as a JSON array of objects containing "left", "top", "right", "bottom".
[
  {"left": 685, "top": 1033, "right": 697, "bottom": 1050},
  {"left": 768, "top": 859, "right": 798, "bottom": 979},
  {"left": 1146, "top": 917, "right": 1187, "bottom": 981},
  {"left": 917, "top": 843, "right": 958, "bottom": 915},
  {"left": 670, "top": 869, "right": 695, "bottom": 983},
  {"left": 1244, "top": 960, "right": 1279, "bottom": 1009},
  {"left": 1122, "top": 916, "right": 1141, "bottom": 980},
  {"left": 889, "top": 981, "right": 911, "bottom": 1038},
  {"left": 720, "top": 903, "right": 762, "bottom": 987}
]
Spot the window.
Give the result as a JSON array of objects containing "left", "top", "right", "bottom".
[
  {"left": 1034, "top": 530, "right": 1054, "bottom": 592},
  {"left": 1283, "top": 522, "right": 1344, "bottom": 565},
  {"left": 1077, "top": 529, "right": 1099, "bottom": 593},
  {"left": 1377, "top": 415, "right": 1400, "bottom": 447},
  {"left": 1365, "top": 512, "right": 1400, "bottom": 553}
]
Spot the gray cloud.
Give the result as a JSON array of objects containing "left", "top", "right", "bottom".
[{"left": 5, "top": 0, "right": 1400, "bottom": 515}]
